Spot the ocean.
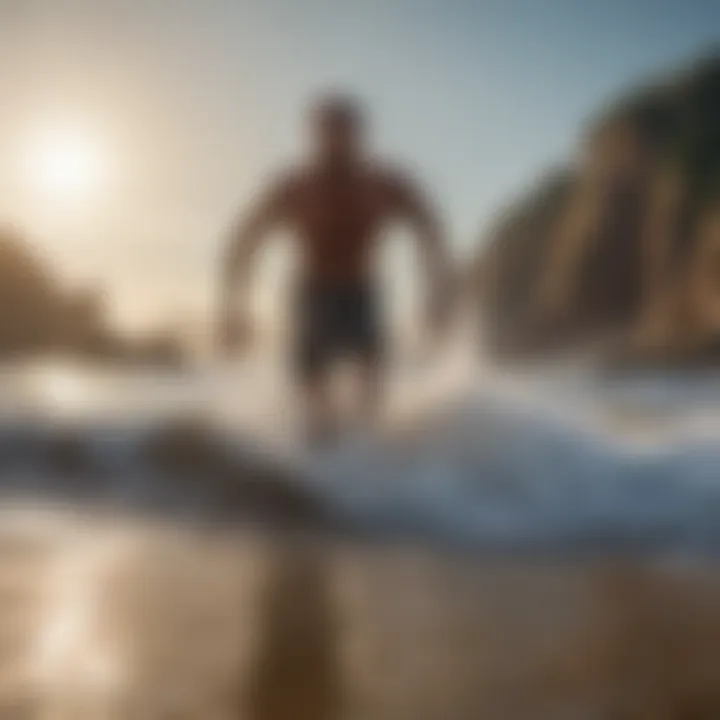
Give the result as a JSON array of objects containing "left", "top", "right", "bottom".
[
  {"left": 2, "top": 346, "right": 720, "bottom": 551},
  {"left": 1, "top": 350, "right": 720, "bottom": 718}
]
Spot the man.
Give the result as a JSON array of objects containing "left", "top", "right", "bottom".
[{"left": 218, "top": 94, "right": 449, "bottom": 444}]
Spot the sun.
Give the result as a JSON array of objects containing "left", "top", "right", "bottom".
[{"left": 27, "top": 125, "right": 105, "bottom": 202}]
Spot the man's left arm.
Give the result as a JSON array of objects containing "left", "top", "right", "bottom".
[{"left": 390, "top": 173, "right": 452, "bottom": 332}]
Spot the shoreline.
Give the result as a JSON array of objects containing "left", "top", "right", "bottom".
[{"left": 2, "top": 505, "right": 720, "bottom": 718}]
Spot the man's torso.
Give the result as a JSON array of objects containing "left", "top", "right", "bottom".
[{"left": 280, "top": 163, "right": 403, "bottom": 286}]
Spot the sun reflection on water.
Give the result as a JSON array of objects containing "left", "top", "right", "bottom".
[{"left": 32, "top": 527, "right": 129, "bottom": 712}]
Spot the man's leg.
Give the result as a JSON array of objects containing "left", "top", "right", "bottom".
[
  {"left": 353, "top": 355, "right": 383, "bottom": 429},
  {"left": 349, "top": 284, "right": 385, "bottom": 430},
  {"left": 294, "top": 284, "right": 339, "bottom": 447},
  {"left": 300, "top": 366, "right": 338, "bottom": 447},
  {"left": 296, "top": 317, "right": 343, "bottom": 447}
]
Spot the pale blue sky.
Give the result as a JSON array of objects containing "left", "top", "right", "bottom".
[{"left": 0, "top": 0, "right": 718, "bottom": 329}]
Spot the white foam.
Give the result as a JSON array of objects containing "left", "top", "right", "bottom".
[{"left": 3, "top": 352, "right": 720, "bottom": 549}]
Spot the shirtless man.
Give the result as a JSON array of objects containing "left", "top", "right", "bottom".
[{"left": 218, "top": 94, "right": 449, "bottom": 443}]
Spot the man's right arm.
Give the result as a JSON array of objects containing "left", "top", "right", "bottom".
[{"left": 218, "top": 174, "right": 293, "bottom": 353}]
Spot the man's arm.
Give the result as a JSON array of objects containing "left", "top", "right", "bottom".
[
  {"left": 218, "top": 175, "right": 292, "bottom": 352},
  {"left": 390, "top": 173, "right": 451, "bottom": 330}
]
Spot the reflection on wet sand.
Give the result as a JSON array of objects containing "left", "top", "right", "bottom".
[
  {"left": 1, "top": 509, "right": 720, "bottom": 719},
  {"left": 248, "top": 542, "right": 341, "bottom": 720}
]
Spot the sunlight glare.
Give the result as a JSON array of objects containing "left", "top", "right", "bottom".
[{"left": 27, "top": 125, "right": 105, "bottom": 203}]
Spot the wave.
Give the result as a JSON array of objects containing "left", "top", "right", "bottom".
[{"left": 2, "top": 358, "right": 720, "bottom": 551}]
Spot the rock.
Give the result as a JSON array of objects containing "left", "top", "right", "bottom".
[
  {"left": 141, "top": 416, "right": 230, "bottom": 478},
  {"left": 473, "top": 51, "right": 720, "bottom": 365},
  {"left": 141, "top": 416, "right": 331, "bottom": 528},
  {"left": 43, "top": 431, "right": 97, "bottom": 477}
]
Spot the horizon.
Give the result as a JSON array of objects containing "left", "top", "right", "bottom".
[{"left": 1, "top": 0, "right": 719, "bottom": 333}]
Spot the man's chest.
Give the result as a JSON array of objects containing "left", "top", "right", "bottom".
[{"left": 291, "top": 177, "right": 390, "bottom": 234}]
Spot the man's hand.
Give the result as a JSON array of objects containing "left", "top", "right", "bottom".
[
  {"left": 424, "top": 286, "right": 452, "bottom": 345},
  {"left": 217, "top": 309, "right": 253, "bottom": 358}
]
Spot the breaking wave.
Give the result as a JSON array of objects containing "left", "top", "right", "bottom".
[{"left": 2, "top": 354, "right": 720, "bottom": 552}]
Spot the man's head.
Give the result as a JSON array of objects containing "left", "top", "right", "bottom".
[{"left": 309, "top": 94, "right": 366, "bottom": 166}]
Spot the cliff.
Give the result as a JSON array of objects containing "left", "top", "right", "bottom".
[
  {"left": 475, "top": 51, "right": 720, "bottom": 365},
  {"left": 0, "top": 225, "right": 187, "bottom": 367}
]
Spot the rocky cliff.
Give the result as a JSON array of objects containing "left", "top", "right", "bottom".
[{"left": 476, "top": 51, "right": 720, "bottom": 365}]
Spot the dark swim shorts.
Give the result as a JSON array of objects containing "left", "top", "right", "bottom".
[{"left": 293, "top": 281, "right": 383, "bottom": 381}]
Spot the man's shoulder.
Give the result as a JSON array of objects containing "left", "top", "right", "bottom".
[
  {"left": 272, "top": 163, "right": 339, "bottom": 197},
  {"left": 269, "top": 166, "right": 304, "bottom": 195},
  {"left": 368, "top": 160, "right": 420, "bottom": 201},
  {"left": 368, "top": 159, "right": 405, "bottom": 182},
  {"left": 273, "top": 160, "right": 418, "bottom": 195},
  {"left": 261, "top": 166, "right": 309, "bottom": 211}
]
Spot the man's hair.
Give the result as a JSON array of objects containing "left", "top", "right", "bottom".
[{"left": 310, "top": 93, "right": 365, "bottom": 132}]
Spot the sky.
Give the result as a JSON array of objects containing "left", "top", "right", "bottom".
[{"left": 0, "top": 0, "right": 719, "bottom": 333}]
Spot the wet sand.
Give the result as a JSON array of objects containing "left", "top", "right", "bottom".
[{"left": 0, "top": 507, "right": 719, "bottom": 719}]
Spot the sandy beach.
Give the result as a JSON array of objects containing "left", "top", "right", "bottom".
[{"left": 0, "top": 506, "right": 718, "bottom": 720}]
